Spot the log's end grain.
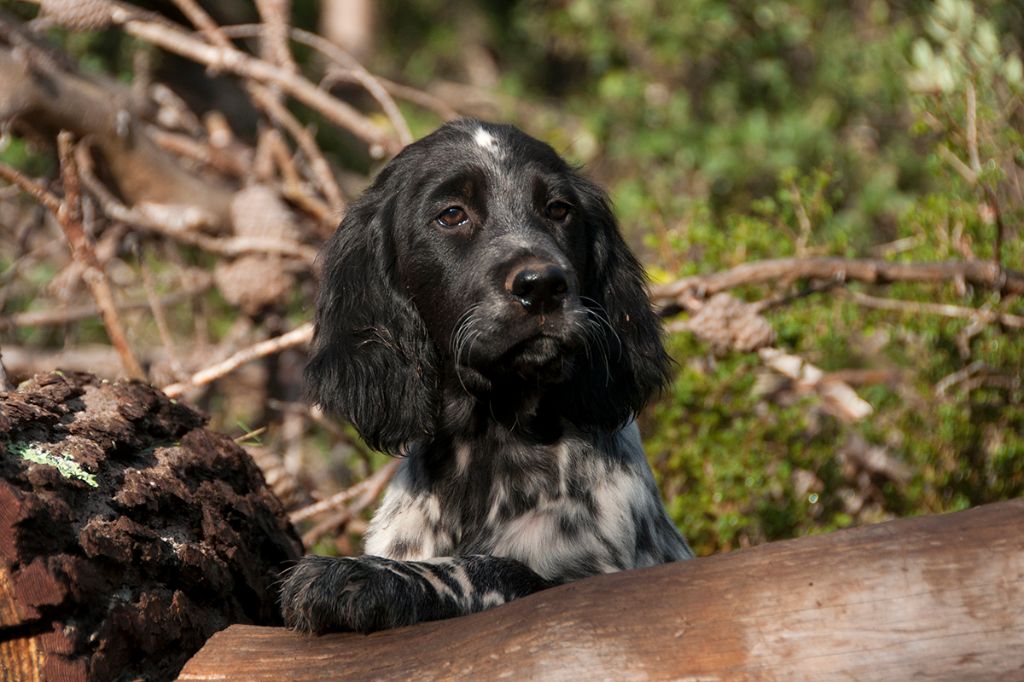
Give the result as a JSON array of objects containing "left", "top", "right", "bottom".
[
  {"left": 181, "top": 500, "right": 1024, "bottom": 682},
  {"left": 0, "top": 372, "right": 302, "bottom": 682}
]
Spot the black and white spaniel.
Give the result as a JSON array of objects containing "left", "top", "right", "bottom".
[{"left": 280, "top": 120, "right": 692, "bottom": 633}]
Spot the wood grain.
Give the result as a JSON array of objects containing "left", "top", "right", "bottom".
[{"left": 180, "top": 499, "right": 1024, "bottom": 681}]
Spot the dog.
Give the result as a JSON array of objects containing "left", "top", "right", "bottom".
[{"left": 280, "top": 119, "right": 692, "bottom": 633}]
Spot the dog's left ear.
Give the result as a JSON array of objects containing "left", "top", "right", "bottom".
[{"left": 560, "top": 177, "right": 672, "bottom": 429}]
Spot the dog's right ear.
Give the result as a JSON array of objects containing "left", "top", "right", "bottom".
[{"left": 304, "top": 178, "right": 438, "bottom": 454}]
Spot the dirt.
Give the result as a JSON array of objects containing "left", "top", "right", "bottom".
[{"left": 0, "top": 372, "right": 303, "bottom": 681}]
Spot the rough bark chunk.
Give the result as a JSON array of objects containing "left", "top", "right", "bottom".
[{"left": 0, "top": 372, "right": 302, "bottom": 682}]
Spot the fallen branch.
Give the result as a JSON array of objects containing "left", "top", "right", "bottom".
[
  {"left": 0, "top": 15, "right": 235, "bottom": 227},
  {"left": 180, "top": 500, "right": 1024, "bottom": 681},
  {"left": 844, "top": 290, "right": 1024, "bottom": 329},
  {"left": 29, "top": 0, "right": 400, "bottom": 156},
  {"left": 75, "top": 144, "right": 317, "bottom": 263},
  {"left": 652, "top": 257, "right": 1024, "bottom": 307},
  {"left": 0, "top": 344, "right": 162, "bottom": 378},
  {"left": 0, "top": 275, "right": 212, "bottom": 330},
  {"left": 759, "top": 347, "right": 873, "bottom": 422},
  {"left": 162, "top": 322, "right": 313, "bottom": 398}
]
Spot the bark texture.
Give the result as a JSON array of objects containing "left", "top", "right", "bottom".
[{"left": 0, "top": 372, "right": 302, "bottom": 682}]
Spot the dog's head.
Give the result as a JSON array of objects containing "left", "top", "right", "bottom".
[{"left": 306, "top": 120, "right": 670, "bottom": 453}]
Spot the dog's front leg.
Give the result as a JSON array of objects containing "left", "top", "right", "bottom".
[{"left": 280, "top": 554, "right": 554, "bottom": 633}]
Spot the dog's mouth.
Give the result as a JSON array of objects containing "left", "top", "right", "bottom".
[
  {"left": 506, "top": 333, "right": 572, "bottom": 375},
  {"left": 455, "top": 322, "right": 582, "bottom": 389}
]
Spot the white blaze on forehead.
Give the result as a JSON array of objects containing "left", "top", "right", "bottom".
[{"left": 474, "top": 127, "right": 501, "bottom": 156}]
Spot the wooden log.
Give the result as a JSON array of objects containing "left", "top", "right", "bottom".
[{"left": 180, "top": 500, "right": 1024, "bottom": 681}]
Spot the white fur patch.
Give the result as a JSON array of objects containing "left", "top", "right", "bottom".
[
  {"left": 455, "top": 442, "right": 472, "bottom": 477},
  {"left": 491, "top": 504, "right": 607, "bottom": 579},
  {"left": 365, "top": 463, "right": 445, "bottom": 559},
  {"left": 474, "top": 127, "right": 501, "bottom": 157},
  {"left": 480, "top": 590, "right": 507, "bottom": 608}
]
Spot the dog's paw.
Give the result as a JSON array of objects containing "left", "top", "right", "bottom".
[{"left": 280, "top": 555, "right": 412, "bottom": 634}]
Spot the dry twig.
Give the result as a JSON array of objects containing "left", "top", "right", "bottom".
[
  {"left": 260, "top": 129, "right": 333, "bottom": 224},
  {"left": 844, "top": 290, "right": 1024, "bottom": 329},
  {"left": 248, "top": 85, "right": 345, "bottom": 211},
  {"left": 652, "top": 257, "right": 1024, "bottom": 307},
  {"left": 0, "top": 276, "right": 211, "bottom": 330},
  {"left": 965, "top": 82, "right": 981, "bottom": 176},
  {"left": 935, "top": 360, "right": 987, "bottom": 397},
  {"left": 938, "top": 82, "right": 1005, "bottom": 267},
  {"left": 0, "top": 163, "right": 61, "bottom": 214},
  {"left": 161, "top": 322, "right": 313, "bottom": 398},
  {"left": 55, "top": 132, "right": 145, "bottom": 379},
  {"left": 290, "top": 460, "right": 400, "bottom": 525},
  {"left": 788, "top": 179, "right": 813, "bottom": 256},
  {"left": 938, "top": 145, "right": 977, "bottom": 184},
  {"left": 139, "top": 254, "right": 186, "bottom": 379},
  {"left": 75, "top": 144, "right": 317, "bottom": 262},
  {"left": 219, "top": 24, "right": 416, "bottom": 146},
  {"left": 254, "top": 0, "right": 297, "bottom": 75},
  {"left": 361, "top": 75, "right": 459, "bottom": 122},
  {"left": 758, "top": 347, "right": 873, "bottom": 422},
  {"left": 45, "top": 0, "right": 401, "bottom": 155},
  {"left": 295, "top": 460, "right": 401, "bottom": 548},
  {"left": 147, "top": 127, "right": 251, "bottom": 178},
  {"left": 0, "top": 138, "right": 144, "bottom": 379},
  {"left": 168, "top": 0, "right": 346, "bottom": 211}
]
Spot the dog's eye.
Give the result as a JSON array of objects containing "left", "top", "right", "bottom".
[
  {"left": 546, "top": 201, "right": 572, "bottom": 222},
  {"left": 436, "top": 206, "right": 470, "bottom": 228}
]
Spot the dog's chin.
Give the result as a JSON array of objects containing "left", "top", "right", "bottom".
[
  {"left": 459, "top": 333, "right": 578, "bottom": 393},
  {"left": 504, "top": 335, "right": 569, "bottom": 380}
]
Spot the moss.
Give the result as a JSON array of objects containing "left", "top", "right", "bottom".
[{"left": 8, "top": 441, "right": 99, "bottom": 488}]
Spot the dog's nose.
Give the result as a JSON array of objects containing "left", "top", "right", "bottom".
[{"left": 508, "top": 264, "right": 569, "bottom": 312}]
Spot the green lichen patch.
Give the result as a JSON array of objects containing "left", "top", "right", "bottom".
[{"left": 8, "top": 441, "right": 99, "bottom": 488}]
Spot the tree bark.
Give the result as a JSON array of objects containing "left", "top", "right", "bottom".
[
  {"left": 0, "top": 372, "right": 302, "bottom": 682},
  {"left": 181, "top": 500, "right": 1024, "bottom": 681}
]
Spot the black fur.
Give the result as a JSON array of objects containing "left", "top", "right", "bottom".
[
  {"left": 281, "top": 555, "right": 552, "bottom": 634},
  {"left": 285, "top": 120, "right": 688, "bottom": 634}
]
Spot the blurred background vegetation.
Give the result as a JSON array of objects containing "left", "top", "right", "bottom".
[{"left": 1, "top": 0, "right": 1021, "bottom": 556}]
